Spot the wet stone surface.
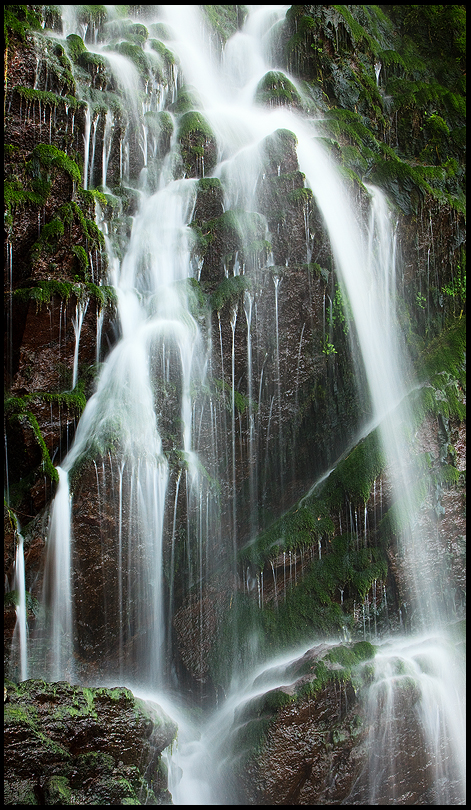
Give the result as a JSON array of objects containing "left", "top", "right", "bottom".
[{"left": 4, "top": 679, "right": 176, "bottom": 805}]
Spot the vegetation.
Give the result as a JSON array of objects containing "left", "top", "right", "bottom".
[
  {"left": 200, "top": 5, "right": 246, "bottom": 45},
  {"left": 210, "top": 274, "right": 251, "bottom": 312},
  {"left": 255, "top": 71, "right": 302, "bottom": 108},
  {"left": 285, "top": 5, "right": 465, "bottom": 216},
  {"left": 4, "top": 4, "right": 41, "bottom": 46}
]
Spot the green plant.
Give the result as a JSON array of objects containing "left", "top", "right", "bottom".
[
  {"left": 30, "top": 144, "right": 82, "bottom": 184},
  {"left": 322, "top": 340, "right": 337, "bottom": 356},
  {"left": 416, "top": 291, "right": 426, "bottom": 310}
]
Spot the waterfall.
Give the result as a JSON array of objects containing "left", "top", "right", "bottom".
[
  {"left": 71, "top": 297, "right": 88, "bottom": 389},
  {"left": 41, "top": 467, "right": 73, "bottom": 682},
  {"left": 11, "top": 529, "right": 28, "bottom": 681},
  {"left": 21, "top": 4, "right": 464, "bottom": 805}
]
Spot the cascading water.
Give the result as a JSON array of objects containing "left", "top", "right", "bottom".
[
  {"left": 20, "top": 4, "right": 464, "bottom": 805},
  {"left": 10, "top": 527, "right": 28, "bottom": 683}
]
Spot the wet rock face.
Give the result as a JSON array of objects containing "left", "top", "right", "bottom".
[
  {"left": 239, "top": 685, "right": 365, "bottom": 805},
  {"left": 231, "top": 637, "right": 466, "bottom": 806},
  {"left": 4, "top": 679, "right": 176, "bottom": 805},
  {"left": 385, "top": 410, "right": 467, "bottom": 621},
  {"left": 229, "top": 644, "right": 370, "bottom": 805}
]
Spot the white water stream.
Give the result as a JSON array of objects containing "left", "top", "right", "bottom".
[{"left": 24, "top": 4, "right": 465, "bottom": 804}]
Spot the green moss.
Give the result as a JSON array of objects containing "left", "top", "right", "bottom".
[
  {"left": 170, "top": 87, "right": 202, "bottom": 115},
  {"left": 30, "top": 218, "right": 65, "bottom": 261},
  {"left": 5, "top": 382, "right": 88, "bottom": 442},
  {"left": 178, "top": 110, "right": 214, "bottom": 141},
  {"left": 197, "top": 177, "right": 223, "bottom": 193},
  {"left": 30, "top": 143, "right": 82, "bottom": 185},
  {"left": 4, "top": 4, "right": 42, "bottom": 46},
  {"left": 4, "top": 589, "right": 39, "bottom": 615},
  {"left": 149, "top": 38, "right": 175, "bottom": 65},
  {"left": 11, "top": 280, "right": 114, "bottom": 310},
  {"left": 76, "top": 4, "right": 108, "bottom": 27},
  {"left": 210, "top": 566, "right": 380, "bottom": 691},
  {"left": 200, "top": 5, "right": 245, "bottom": 45},
  {"left": 4, "top": 178, "right": 29, "bottom": 211},
  {"left": 71, "top": 245, "right": 90, "bottom": 278},
  {"left": 5, "top": 169, "right": 53, "bottom": 213},
  {"left": 13, "top": 85, "right": 84, "bottom": 111},
  {"left": 324, "top": 107, "right": 378, "bottom": 151},
  {"left": 334, "top": 432, "right": 384, "bottom": 504},
  {"left": 78, "top": 187, "right": 108, "bottom": 208},
  {"left": 23, "top": 411, "right": 59, "bottom": 482},
  {"left": 416, "top": 318, "right": 466, "bottom": 389},
  {"left": 4, "top": 703, "right": 39, "bottom": 726},
  {"left": 287, "top": 186, "right": 313, "bottom": 206},
  {"left": 210, "top": 274, "right": 251, "bottom": 312},
  {"left": 126, "top": 22, "right": 148, "bottom": 44},
  {"left": 240, "top": 429, "right": 386, "bottom": 572},
  {"left": 113, "top": 40, "right": 149, "bottom": 77},
  {"left": 65, "top": 32, "right": 86, "bottom": 62},
  {"left": 255, "top": 71, "right": 302, "bottom": 108},
  {"left": 45, "top": 775, "right": 72, "bottom": 803}
]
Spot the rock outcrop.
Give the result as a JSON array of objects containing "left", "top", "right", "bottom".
[{"left": 4, "top": 679, "right": 176, "bottom": 805}]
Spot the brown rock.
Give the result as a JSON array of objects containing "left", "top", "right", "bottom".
[{"left": 4, "top": 679, "right": 176, "bottom": 805}]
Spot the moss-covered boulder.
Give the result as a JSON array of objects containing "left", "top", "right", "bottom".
[
  {"left": 226, "top": 640, "right": 374, "bottom": 804},
  {"left": 255, "top": 70, "right": 303, "bottom": 109},
  {"left": 4, "top": 679, "right": 177, "bottom": 805},
  {"left": 177, "top": 110, "right": 217, "bottom": 178}
]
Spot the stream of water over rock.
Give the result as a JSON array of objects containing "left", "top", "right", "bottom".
[{"left": 23, "top": 5, "right": 465, "bottom": 804}]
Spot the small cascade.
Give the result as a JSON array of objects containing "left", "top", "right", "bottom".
[
  {"left": 273, "top": 273, "right": 283, "bottom": 496},
  {"left": 244, "top": 289, "right": 257, "bottom": 538},
  {"left": 101, "top": 108, "right": 114, "bottom": 189},
  {"left": 230, "top": 303, "right": 238, "bottom": 556},
  {"left": 41, "top": 467, "right": 73, "bottom": 682},
  {"left": 356, "top": 634, "right": 466, "bottom": 805},
  {"left": 71, "top": 297, "right": 89, "bottom": 390},
  {"left": 83, "top": 104, "right": 91, "bottom": 190},
  {"left": 374, "top": 60, "right": 382, "bottom": 87},
  {"left": 365, "top": 183, "right": 398, "bottom": 356},
  {"left": 11, "top": 529, "right": 28, "bottom": 681}
]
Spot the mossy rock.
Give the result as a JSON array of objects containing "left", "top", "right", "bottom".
[
  {"left": 65, "top": 33, "right": 87, "bottom": 62},
  {"left": 77, "top": 50, "right": 108, "bottom": 76},
  {"left": 4, "top": 679, "right": 176, "bottom": 805},
  {"left": 221, "top": 639, "right": 373, "bottom": 772},
  {"left": 192, "top": 177, "right": 225, "bottom": 223},
  {"left": 112, "top": 41, "right": 150, "bottom": 78},
  {"left": 255, "top": 71, "right": 302, "bottom": 109},
  {"left": 261, "top": 128, "right": 299, "bottom": 174},
  {"left": 201, "top": 5, "right": 246, "bottom": 46},
  {"left": 28, "top": 144, "right": 81, "bottom": 185},
  {"left": 177, "top": 111, "right": 217, "bottom": 177}
]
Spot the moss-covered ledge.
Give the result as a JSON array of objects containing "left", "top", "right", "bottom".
[
  {"left": 4, "top": 679, "right": 177, "bottom": 805},
  {"left": 225, "top": 640, "right": 374, "bottom": 803}
]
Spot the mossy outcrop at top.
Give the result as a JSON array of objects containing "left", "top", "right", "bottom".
[{"left": 4, "top": 679, "right": 176, "bottom": 805}]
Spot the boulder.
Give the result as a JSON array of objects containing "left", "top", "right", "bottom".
[{"left": 4, "top": 679, "right": 177, "bottom": 805}]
